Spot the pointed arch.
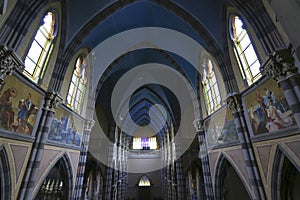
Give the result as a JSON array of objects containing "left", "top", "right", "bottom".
[
  {"left": 138, "top": 174, "right": 151, "bottom": 187},
  {"left": 214, "top": 153, "right": 251, "bottom": 200},
  {"left": 66, "top": 53, "right": 88, "bottom": 113},
  {"left": 56, "top": 0, "right": 229, "bottom": 96},
  {"left": 0, "top": 145, "right": 11, "bottom": 200},
  {"left": 23, "top": 10, "right": 58, "bottom": 84},
  {"left": 34, "top": 153, "right": 73, "bottom": 199},
  {"left": 271, "top": 146, "right": 300, "bottom": 200}
]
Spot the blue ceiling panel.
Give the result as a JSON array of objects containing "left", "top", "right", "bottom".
[{"left": 78, "top": 1, "right": 208, "bottom": 49}]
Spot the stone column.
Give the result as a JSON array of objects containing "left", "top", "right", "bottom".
[
  {"left": 175, "top": 143, "right": 184, "bottom": 200},
  {"left": 18, "top": 91, "right": 62, "bottom": 200},
  {"left": 0, "top": 45, "right": 23, "bottom": 91},
  {"left": 104, "top": 166, "right": 113, "bottom": 200},
  {"left": 227, "top": 93, "right": 266, "bottom": 200},
  {"left": 123, "top": 135, "right": 130, "bottom": 199},
  {"left": 73, "top": 119, "right": 95, "bottom": 200},
  {"left": 261, "top": 47, "right": 300, "bottom": 127},
  {"left": 104, "top": 131, "right": 115, "bottom": 200},
  {"left": 193, "top": 119, "right": 214, "bottom": 200}
]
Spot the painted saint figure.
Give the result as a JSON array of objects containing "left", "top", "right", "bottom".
[
  {"left": 0, "top": 88, "right": 16, "bottom": 130},
  {"left": 17, "top": 93, "right": 32, "bottom": 131}
]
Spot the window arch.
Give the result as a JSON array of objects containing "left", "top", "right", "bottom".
[
  {"left": 230, "top": 15, "right": 261, "bottom": 86},
  {"left": 66, "top": 55, "right": 87, "bottom": 113},
  {"left": 24, "top": 11, "right": 56, "bottom": 84},
  {"left": 138, "top": 175, "right": 151, "bottom": 187},
  {"left": 201, "top": 57, "right": 221, "bottom": 115},
  {"left": 35, "top": 156, "right": 72, "bottom": 199}
]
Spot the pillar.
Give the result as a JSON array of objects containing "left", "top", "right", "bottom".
[
  {"left": 73, "top": 119, "right": 95, "bottom": 199},
  {"left": 193, "top": 119, "right": 214, "bottom": 200},
  {"left": 175, "top": 143, "right": 184, "bottom": 200},
  {"left": 227, "top": 93, "right": 266, "bottom": 200},
  {"left": 18, "top": 91, "right": 63, "bottom": 200}
]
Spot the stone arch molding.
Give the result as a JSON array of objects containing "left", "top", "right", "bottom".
[
  {"left": 87, "top": 27, "right": 230, "bottom": 172},
  {"left": 214, "top": 153, "right": 253, "bottom": 200},
  {"left": 0, "top": 145, "right": 12, "bottom": 200},
  {"left": 32, "top": 152, "right": 73, "bottom": 199},
  {"left": 271, "top": 146, "right": 300, "bottom": 200}
]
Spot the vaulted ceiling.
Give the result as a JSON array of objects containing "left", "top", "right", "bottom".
[{"left": 66, "top": 0, "right": 227, "bottom": 141}]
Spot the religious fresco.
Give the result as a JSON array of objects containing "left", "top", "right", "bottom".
[
  {"left": 0, "top": 75, "right": 42, "bottom": 135},
  {"left": 48, "top": 106, "right": 83, "bottom": 146},
  {"left": 244, "top": 79, "right": 296, "bottom": 135},
  {"left": 204, "top": 107, "right": 238, "bottom": 147}
]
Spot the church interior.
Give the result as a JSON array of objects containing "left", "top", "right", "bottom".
[{"left": 0, "top": 0, "right": 300, "bottom": 199}]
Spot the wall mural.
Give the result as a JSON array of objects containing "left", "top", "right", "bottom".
[
  {"left": 0, "top": 75, "right": 42, "bottom": 134},
  {"left": 244, "top": 79, "right": 296, "bottom": 135},
  {"left": 205, "top": 107, "right": 238, "bottom": 147},
  {"left": 48, "top": 106, "right": 83, "bottom": 146}
]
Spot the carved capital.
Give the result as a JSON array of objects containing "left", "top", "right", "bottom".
[
  {"left": 226, "top": 93, "right": 243, "bottom": 113},
  {"left": 261, "top": 47, "right": 298, "bottom": 83},
  {"left": 43, "top": 91, "right": 63, "bottom": 112},
  {"left": 193, "top": 119, "right": 204, "bottom": 132},
  {"left": 84, "top": 119, "right": 95, "bottom": 131},
  {"left": 0, "top": 45, "right": 23, "bottom": 88}
]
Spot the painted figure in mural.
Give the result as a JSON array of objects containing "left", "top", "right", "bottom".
[
  {"left": 17, "top": 93, "right": 32, "bottom": 132},
  {"left": 250, "top": 86, "right": 295, "bottom": 134},
  {"left": 265, "top": 100, "right": 294, "bottom": 128},
  {"left": 0, "top": 88, "right": 16, "bottom": 130}
]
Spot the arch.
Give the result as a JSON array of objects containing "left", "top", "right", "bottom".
[
  {"left": 33, "top": 153, "right": 73, "bottom": 199},
  {"left": 138, "top": 174, "right": 151, "bottom": 187},
  {"left": 66, "top": 53, "right": 88, "bottom": 113},
  {"left": 23, "top": 10, "right": 58, "bottom": 84},
  {"left": 271, "top": 147, "right": 300, "bottom": 200},
  {"left": 56, "top": 0, "right": 228, "bottom": 95},
  {"left": 224, "top": 0, "right": 285, "bottom": 55},
  {"left": 0, "top": 145, "right": 11, "bottom": 200},
  {"left": 214, "top": 153, "right": 251, "bottom": 200}
]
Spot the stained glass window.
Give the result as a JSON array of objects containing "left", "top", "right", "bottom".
[
  {"left": 202, "top": 58, "right": 221, "bottom": 115},
  {"left": 67, "top": 55, "right": 87, "bottom": 113},
  {"left": 231, "top": 15, "right": 261, "bottom": 86},
  {"left": 132, "top": 137, "right": 157, "bottom": 150},
  {"left": 138, "top": 175, "right": 151, "bottom": 187},
  {"left": 24, "top": 11, "right": 56, "bottom": 83}
]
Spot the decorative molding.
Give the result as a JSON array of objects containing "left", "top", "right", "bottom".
[
  {"left": 192, "top": 119, "right": 204, "bottom": 132},
  {"left": 226, "top": 93, "right": 243, "bottom": 113},
  {"left": 84, "top": 119, "right": 95, "bottom": 131},
  {"left": 43, "top": 91, "right": 63, "bottom": 112},
  {"left": 35, "top": 149, "right": 62, "bottom": 185},
  {"left": 260, "top": 47, "right": 298, "bottom": 84},
  {"left": 0, "top": 45, "right": 23, "bottom": 91},
  {"left": 284, "top": 140, "right": 300, "bottom": 162}
]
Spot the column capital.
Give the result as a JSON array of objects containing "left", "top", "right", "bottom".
[
  {"left": 84, "top": 119, "right": 95, "bottom": 131},
  {"left": 193, "top": 119, "right": 204, "bottom": 132},
  {"left": 226, "top": 92, "right": 243, "bottom": 113},
  {"left": 260, "top": 47, "right": 298, "bottom": 83},
  {"left": 0, "top": 45, "right": 23, "bottom": 89},
  {"left": 43, "top": 91, "right": 63, "bottom": 112}
]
